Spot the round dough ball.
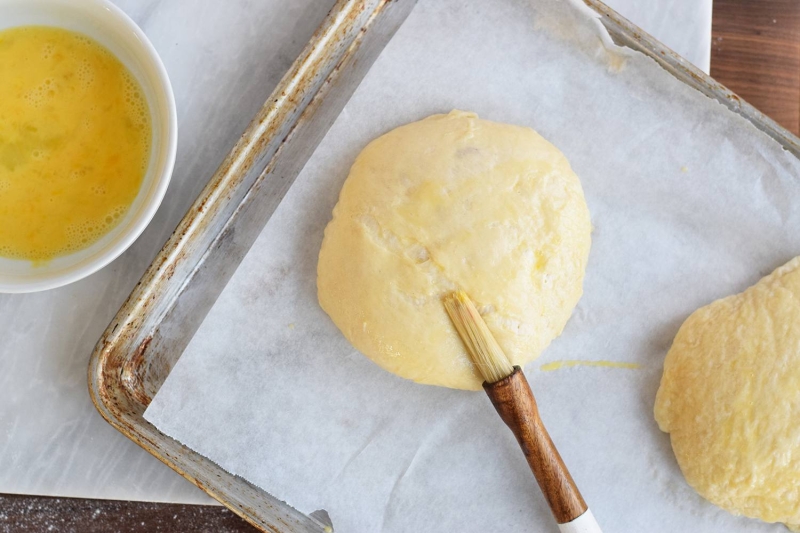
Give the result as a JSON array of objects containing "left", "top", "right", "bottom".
[
  {"left": 655, "top": 256, "right": 800, "bottom": 527},
  {"left": 317, "top": 110, "right": 591, "bottom": 390}
]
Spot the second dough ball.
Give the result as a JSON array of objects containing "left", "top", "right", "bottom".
[
  {"left": 655, "top": 256, "right": 800, "bottom": 529},
  {"left": 317, "top": 110, "right": 592, "bottom": 390}
]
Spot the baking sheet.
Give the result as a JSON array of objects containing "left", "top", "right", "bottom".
[{"left": 144, "top": 0, "right": 800, "bottom": 531}]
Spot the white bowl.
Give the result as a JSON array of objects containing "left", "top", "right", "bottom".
[{"left": 0, "top": 0, "right": 177, "bottom": 293}]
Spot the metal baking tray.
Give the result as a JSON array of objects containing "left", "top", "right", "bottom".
[{"left": 88, "top": 1, "right": 800, "bottom": 531}]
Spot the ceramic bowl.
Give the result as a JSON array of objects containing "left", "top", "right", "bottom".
[{"left": 0, "top": 0, "right": 177, "bottom": 293}]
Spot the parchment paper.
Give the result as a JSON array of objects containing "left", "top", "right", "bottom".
[{"left": 144, "top": 0, "right": 800, "bottom": 531}]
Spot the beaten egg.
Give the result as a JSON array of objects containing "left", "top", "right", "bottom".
[{"left": 0, "top": 26, "right": 151, "bottom": 262}]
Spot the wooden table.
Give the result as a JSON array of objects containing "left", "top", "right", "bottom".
[
  {"left": 1, "top": 1, "right": 796, "bottom": 531},
  {"left": 711, "top": 0, "right": 800, "bottom": 135},
  {"left": 0, "top": 494, "right": 255, "bottom": 532}
]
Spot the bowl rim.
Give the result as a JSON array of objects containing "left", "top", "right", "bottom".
[{"left": 0, "top": 0, "right": 178, "bottom": 294}]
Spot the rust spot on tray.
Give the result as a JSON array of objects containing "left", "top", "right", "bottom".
[
  {"left": 121, "top": 336, "right": 154, "bottom": 407},
  {"left": 164, "top": 261, "right": 177, "bottom": 281}
]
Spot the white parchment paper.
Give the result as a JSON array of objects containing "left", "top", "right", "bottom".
[{"left": 144, "top": 0, "right": 800, "bottom": 531}]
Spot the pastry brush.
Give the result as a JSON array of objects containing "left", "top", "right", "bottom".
[{"left": 444, "top": 291, "right": 601, "bottom": 533}]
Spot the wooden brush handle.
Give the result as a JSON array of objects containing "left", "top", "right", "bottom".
[{"left": 484, "top": 367, "right": 601, "bottom": 532}]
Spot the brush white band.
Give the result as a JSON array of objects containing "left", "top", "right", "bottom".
[{"left": 557, "top": 509, "right": 602, "bottom": 533}]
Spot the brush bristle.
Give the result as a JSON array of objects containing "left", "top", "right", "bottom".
[{"left": 444, "top": 291, "right": 515, "bottom": 384}]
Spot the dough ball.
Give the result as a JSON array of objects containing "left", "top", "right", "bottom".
[
  {"left": 317, "top": 111, "right": 591, "bottom": 390},
  {"left": 655, "top": 256, "right": 800, "bottom": 527}
]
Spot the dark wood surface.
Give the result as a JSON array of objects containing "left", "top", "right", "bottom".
[
  {"left": 711, "top": 0, "right": 800, "bottom": 135},
  {"left": 0, "top": 493, "right": 256, "bottom": 533},
  {"left": 2, "top": 1, "right": 795, "bottom": 531}
]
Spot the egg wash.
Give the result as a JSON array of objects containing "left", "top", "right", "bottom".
[{"left": 0, "top": 26, "right": 151, "bottom": 262}]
